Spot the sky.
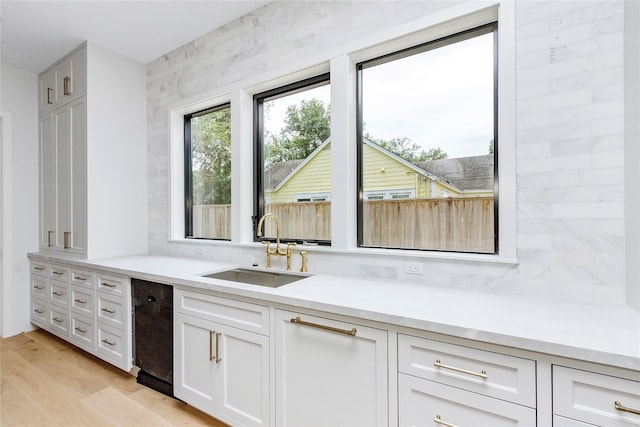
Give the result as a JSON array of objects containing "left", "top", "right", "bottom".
[{"left": 265, "top": 31, "right": 494, "bottom": 160}]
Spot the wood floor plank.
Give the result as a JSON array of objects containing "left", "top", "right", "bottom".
[{"left": 0, "top": 379, "right": 53, "bottom": 426}]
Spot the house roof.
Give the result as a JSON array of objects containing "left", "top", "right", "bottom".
[
  {"left": 264, "top": 159, "right": 304, "bottom": 190},
  {"left": 414, "top": 154, "right": 494, "bottom": 191}
]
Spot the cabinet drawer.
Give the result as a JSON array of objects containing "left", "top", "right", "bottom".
[
  {"left": 71, "top": 269, "right": 94, "bottom": 288},
  {"left": 96, "top": 274, "right": 127, "bottom": 297},
  {"left": 31, "top": 262, "right": 48, "bottom": 275},
  {"left": 31, "top": 299, "right": 48, "bottom": 326},
  {"left": 70, "top": 313, "right": 95, "bottom": 351},
  {"left": 553, "top": 365, "right": 640, "bottom": 427},
  {"left": 398, "top": 334, "right": 536, "bottom": 407},
  {"left": 399, "top": 373, "right": 536, "bottom": 427},
  {"left": 97, "top": 293, "right": 126, "bottom": 329},
  {"left": 50, "top": 280, "right": 69, "bottom": 307},
  {"left": 49, "top": 305, "right": 69, "bottom": 338},
  {"left": 49, "top": 265, "right": 69, "bottom": 281},
  {"left": 97, "top": 323, "right": 128, "bottom": 367},
  {"left": 71, "top": 285, "right": 94, "bottom": 316},
  {"left": 177, "top": 289, "right": 269, "bottom": 335},
  {"left": 31, "top": 275, "right": 48, "bottom": 299}
]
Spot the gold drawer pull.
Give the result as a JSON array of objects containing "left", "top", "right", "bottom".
[
  {"left": 52, "top": 270, "right": 64, "bottom": 275},
  {"left": 75, "top": 276, "right": 87, "bottom": 281},
  {"left": 100, "top": 282, "right": 116, "bottom": 288},
  {"left": 63, "top": 76, "right": 71, "bottom": 96},
  {"left": 101, "top": 307, "right": 116, "bottom": 315},
  {"left": 74, "top": 327, "right": 87, "bottom": 334},
  {"left": 615, "top": 401, "right": 640, "bottom": 416},
  {"left": 34, "top": 266, "right": 45, "bottom": 271},
  {"left": 215, "top": 332, "right": 222, "bottom": 364},
  {"left": 101, "top": 339, "right": 116, "bottom": 346},
  {"left": 434, "top": 415, "right": 457, "bottom": 427},
  {"left": 290, "top": 316, "right": 357, "bottom": 336},
  {"left": 47, "top": 230, "right": 53, "bottom": 247},
  {"left": 33, "top": 285, "right": 45, "bottom": 290},
  {"left": 34, "top": 309, "right": 44, "bottom": 314},
  {"left": 52, "top": 317, "right": 63, "bottom": 323},
  {"left": 63, "top": 231, "right": 70, "bottom": 249},
  {"left": 52, "top": 291, "right": 64, "bottom": 297},
  {"left": 47, "top": 87, "right": 53, "bottom": 104},
  {"left": 74, "top": 299, "right": 87, "bottom": 304},
  {"left": 434, "top": 360, "right": 488, "bottom": 379}
]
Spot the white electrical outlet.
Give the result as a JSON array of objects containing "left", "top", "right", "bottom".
[{"left": 404, "top": 261, "right": 424, "bottom": 275}]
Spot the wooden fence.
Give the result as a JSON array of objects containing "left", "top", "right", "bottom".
[{"left": 193, "top": 197, "right": 494, "bottom": 252}]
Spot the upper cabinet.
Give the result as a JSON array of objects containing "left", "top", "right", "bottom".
[{"left": 38, "top": 43, "right": 148, "bottom": 259}]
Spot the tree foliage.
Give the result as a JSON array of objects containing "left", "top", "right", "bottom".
[
  {"left": 191, "top": 107, "right": 231, "bottom": 205},
  {"left": 365, "top": 134, "right": 448, "bottom": 162}
]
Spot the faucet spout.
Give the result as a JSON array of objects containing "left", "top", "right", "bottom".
[
  {"left": 257, "top": 213, "right": 281, "bottom": 252},
  {"left": 256, "top": 213, "right": 296, "bottom": 269}
]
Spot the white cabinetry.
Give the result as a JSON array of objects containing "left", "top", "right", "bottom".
[
  {"left": 553, "top": 365, "right": 640, "bottom": 426},
  {"left": 174, "top": 288, "right": 270, "bottom": 427},
  {"left": 275, "top": 309, "right": 388, "bottom": 427},
  {"left": 397, "top": 334, "right": 537, "bottom": 427},
  {"left": 37, "top": 42, "right": 146, "bottom": 259}
]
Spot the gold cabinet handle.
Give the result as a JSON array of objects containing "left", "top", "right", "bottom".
[
  {"left": 74, "top": 327, "right": 87, "bottom": 334},
  {"left": 209, "top": 331, "right": 214, "bottom": 361},
  {"left": 63, "top": 76, "right": 71, "bottom": 96},
  {"left": 434, "top": 415, "right": 457, "bottom": 427},
  {"left": 47, "top": 87, "right": 53, "bottom": 104},
  {"left": 100, "top": 282, "right": 116, "bottom": 288},
  {"left": 434, "top": 360, "right": 488, "bottom": 379},
  {"left": 34, "top": 309, "right": 44, "bottom": 314},
  {"left": 74, "top": 276, "right": 87, "bottom": 281},
  {"left": 74, "top": 299, "right": 87, "bottom": 305},
  {"left": 290, "top": 316, "right": 357, "bottom": 336},
  {"left": 52, "top": 270, "right": 64, "bottom": 276},
  {"left": 63, "top": 231, "right": 71, "bottom": 249},
  {"left": 215, "top": 332, "right": 222, "bottom": 364},
  {"left": 52, "top": 317, "right": 63, "bottom": 323},
  {"left": 615, "top": 401, "right": 640, "bottom": 416},
  {"left": 47, "top": 231, "right": 54, "bottom": 247},
  {"left": 33, "top": 285, "right": 45, "bottom": 290},
  {"left": 101, "top": 307, "right": 116, "bottom": 315},
  {"left": 52, "top": 291, "right": 64, "bottom": 297},
  {"left": 101, "top": 339, "right": 115, "bottom": 346},
  {"left": 34, "top": 265, "right": 45, "bottom": 271}
]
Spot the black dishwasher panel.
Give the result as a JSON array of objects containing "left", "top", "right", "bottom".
[{"left": 132, "top": 278, "right": 173, "bottom": 397}]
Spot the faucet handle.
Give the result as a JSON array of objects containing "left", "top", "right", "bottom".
[{"left": 300, "top": 250, "right": 308, "bottom": 273}]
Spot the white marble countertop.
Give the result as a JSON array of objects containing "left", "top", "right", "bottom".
[{"left": 28, "top": 253, "right": 640, "bottom": 371}]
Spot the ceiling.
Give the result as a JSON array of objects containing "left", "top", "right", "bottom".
[{"left": 0, "top": 1, "right": 271, "bottom": 73}]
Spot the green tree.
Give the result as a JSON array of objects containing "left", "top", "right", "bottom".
[
  {"left": 265, "top": 99, "right": 331, "bottom": 165},
  {"left": 365, "top": 133, "right": 448, "bottom": 162},
  {"left": 191, "top": 107, "right": 231, "bottom": 205}
]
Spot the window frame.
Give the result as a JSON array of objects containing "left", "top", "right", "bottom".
[
  {"left": 355, "top": 22, "right": 499, "bottom": 254},
  {"left": 253, "top": 72, "right": 331, "bottom": 245},
  {"left": 183, "top": 102, "right": 232, "bottom": 241}
]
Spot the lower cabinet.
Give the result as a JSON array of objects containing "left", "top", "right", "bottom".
[
  {"left": 174, "top": 289, "right": 270, "bottom": 427},
  {"left": 274, "top": 309, "right": 388, "bottom": 427}
]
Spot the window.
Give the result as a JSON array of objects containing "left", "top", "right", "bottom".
[
  {"left": 357, "top": 23, "right": 497, "bottom": 253},
  {"left": 184, "top": 104, "right": 231, "bottom": 240},
  {"left": 254, "top": 74, "right": 331, "bottom": 244}
]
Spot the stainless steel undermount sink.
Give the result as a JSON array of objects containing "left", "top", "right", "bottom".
[{"left": 201, "top": 267, "right": 310, "bottom": 288}]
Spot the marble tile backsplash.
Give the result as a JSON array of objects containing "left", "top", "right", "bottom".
[{"left": 146, "top": 1, "right": 629, "bottom": 304}]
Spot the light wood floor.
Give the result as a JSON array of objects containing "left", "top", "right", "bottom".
[{"left": 1, "top": 329, "right": 228, "bottom": 426}]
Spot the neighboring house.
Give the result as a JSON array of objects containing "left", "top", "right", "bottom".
[{"left": 264, "top": 138, "right": 493, "bottom": 204}]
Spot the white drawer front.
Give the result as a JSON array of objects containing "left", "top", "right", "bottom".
[
  {"left": 49, "top": 265, "right": 69, "bottom": 281},
  {"left": 70, "top": 314, "right": 95, "bottom": 351},
  {"left": 97, "top": 324, "right": 128, "bottom": 367},
  {"left": 49, "top": 305, "right": 69, "bottom": 337},
  {"left": 31, "top": 262, "right": 48, "bottom": 275},
  {"left": 71, "top": 269, "right": 94, "bottom": 288},
  {"left": 31, "top": 299, "right": 48, "bottom": 326},
  {"left": 31, "top": 275, "right": 48, "bottom": 299},
  {"left": 50, "top": 280, "right": 69, "bottom": 307},
  {"left": 399, "top": 373, "right": 536, "bottom": 427},
  {"left": 97, "top": 293, "right": 126, "bottom": 329},
  {"left": 71, "top": 285, "right": 94, "bottom": 316},
  {"left": 553, "top": 365, "right": 640, "bottom": 427},
  {"left": 398, "top": 334, "right": 536, "bottom": 407},
  {"left": 96, "top": 274, "right": 127, "bottom": 297},
  {"left": 177, "top": 289, "right": 269, "bottom": 335}
]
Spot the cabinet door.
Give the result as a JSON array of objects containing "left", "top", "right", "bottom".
[
  {"left": 40, "top": 113, "right": 56, "bottom": 250},
  {"left": 174, "top": 313, "right": 216, "bottom": 411},
  {"left": 57, "top": 48, "right": 86, "bottom": 106},
  {"left": 55, "top": 98, "right": 87, "bottom": 254},
  {"left": 39, "top": 67, "right": 57, "bottom": 113},
  {"left": 216, "top": 323, "right": 269, "bottom": 427},
  {"left": 398, "top": 373, "right": 536, "bottom": 427},
  {"left": 275, "top": 309, "right": 388, "bottom": 427}
]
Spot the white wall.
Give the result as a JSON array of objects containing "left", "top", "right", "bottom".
[
  {"left": 145, "top": 1, "right": 636, "bottom": 306},
  {"left": 0, "top": 64, "right": 39, "bottom": 337}
]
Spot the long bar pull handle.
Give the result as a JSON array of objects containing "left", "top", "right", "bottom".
[
  {"left": 433, "top": 415, "right": 458, "bottom": 427},
  {"left": 75, "top": 276, "right": 87, "bottom": 281},
  {"left": 290, "top": 316, "right": 357, "bottom": 336},
  {"left": 74, "top": 299, "right": 87, "bottom": 304},
  {"left": 101, "top": 307, "right": 116, "bottom": 314},
  {"left": 209, "top": 331, "right": 214, "bottom": 361},
  {"left": 52, "top": 270, "right": 64, "bottom": 276},
  {"left": 215, "top": 332, "right": 222, "bottom": 364},
  {"left": 102, "top": 339, "right": 115, "bottom": 346},
  {"left": 52, "top": 291, "right": 64, "bottom": 297},
  {"left": 33, "top": 265, "right": 45, "bottom": 271},
  {"left": 47, "top": 231, "right": 53, "bottom": 247},
  {"left": 434, "top": 360, "right": 488, "bottom": 379},
  {"left": 615, "top": 401, "right": 640, "bottom": 416},
  {"left": 52, "top": 317, "right": 63, "bottom": 323},
  {"left": 63, "top": 76, "right": 71, "bottom": 96},
  {"left": 34, "top": 309, "right": 44, "bottom": 314},
  {"left": 63, "top": 232, "right": 71, "bottom": 249},
  {"left": 74, "top": 327, "right": 87, "bottom": 334},
  {"left": 101, "top": 282, "right": 116, "bottom": 288},
  {"left": 33, "top": 285, "right": 45, "bottom": 290},
  {"left": 47, "top": 87, "right": 53, "bottom": 104}
]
